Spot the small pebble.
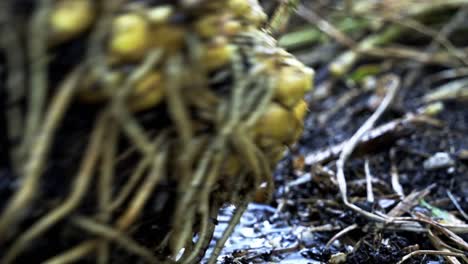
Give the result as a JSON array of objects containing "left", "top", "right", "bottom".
[
  {"left": 329, "top": 252, "right": 347, "bottom": 264},
  {"left": 423, "top": 152, "right": 455, "bottom": 170},
  {"left": 378, "top": 199, "right": 396, "bottom": 209},
  {"left": 457, "top": 149, "right": 468, "bottom": 160}
]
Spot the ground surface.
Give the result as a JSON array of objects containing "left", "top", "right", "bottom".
[
  {"left": 207, "top": 2, "right": 468, "bottom": 262},
  {"left": 209, "top": 64, "right": 468, "bottom": 263}
]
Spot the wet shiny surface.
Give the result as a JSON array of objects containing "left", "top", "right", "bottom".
[{"left": 205, "top": 204, "right": 322, "bottom": 263}]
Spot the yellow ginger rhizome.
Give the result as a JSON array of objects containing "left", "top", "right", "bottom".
[{"left": 0, "top": 0, "right": 313, "bottom": 263}]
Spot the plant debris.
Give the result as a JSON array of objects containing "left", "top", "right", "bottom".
[{"left": 212, "top": 1, "right": 468, "bottom": 263}]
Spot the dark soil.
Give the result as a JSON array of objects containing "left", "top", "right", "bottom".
[{"left": 210, "top": 62, "right": 468, "bottom": 263}]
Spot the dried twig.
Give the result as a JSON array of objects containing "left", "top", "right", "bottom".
[
  {"left": 402, "top": 6, "right": 468, "bottom": 89},
  {"left": 364, "top": 159, "right": 375, "bottom": 203},
  {"left": 396, "top": 250, "right": 466, "bottom": 264},
  {"left": 305, "top": 113, "right": 438, "bottom": 165},
  {"left": 428, "top": 229, "right": 467, "bottom": 264},
  {"left": 447, "top": 191, "right": 468, "bottom": 221},
  {"left": 390, "top": 148, "right": 405, "bottom": 198},
  {"left": 297, "top": 4, "right": 356, "bottom": 48},
  {"left": 325, "top": 224, "right": 359, "bottom": 248},
  {"left": 387, "top": 185, "right": 434, "bottom": 217},
  {"left": 336, "top": 74, "right": 400, "bottom": 222}
]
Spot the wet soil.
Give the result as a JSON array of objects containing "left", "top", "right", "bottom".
[{"left": 208, "top": 64, "right": 468, "bottom": 263}]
